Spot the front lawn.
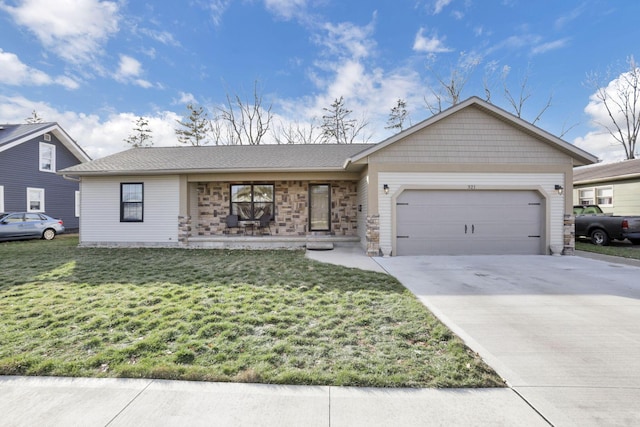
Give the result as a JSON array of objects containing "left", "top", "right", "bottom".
[
  {"left": 0, "top": 236, "right": 502, "bottom": 388},
  {"left": 576, "top": 240, "right": 640, "bottom": 260}
]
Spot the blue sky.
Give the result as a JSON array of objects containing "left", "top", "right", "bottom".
[{"left": 0, "top": 0, "right": 638, "bottom": 162}]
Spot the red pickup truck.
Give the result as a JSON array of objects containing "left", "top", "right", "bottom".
[{"left": 574, "top": 205, "right": 640, "bottom": 245}]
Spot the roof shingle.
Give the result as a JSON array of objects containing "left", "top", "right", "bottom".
[
  {"left": 60, "top": 144, "right": 375, "bottom": 175},
  {"left": 574, "top": 158, "right": 640, "bottom": 183}
]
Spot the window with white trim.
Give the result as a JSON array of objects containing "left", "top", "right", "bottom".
[
  {"left": 39, "top": 142, "right": 56, "bottom": 172},
  {"left": 578, "top": 189, "right": 594, "bottom": 206},
  {"left": 27, "top": 187, "right": 45, "bottom": 212},
  {"left": 0, "top": 185, "right": 4, "bottom": 212},
  {"left": 596, "top": 186, "right": 613, "bottom": 206}
]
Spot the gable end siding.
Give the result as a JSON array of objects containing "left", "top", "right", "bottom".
[{"left": 369, "top": 106, "right": 570, "bottom": 165}]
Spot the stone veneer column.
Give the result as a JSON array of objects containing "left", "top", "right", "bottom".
[
  {"left": 366, "top": 214, "right": 380, "bottom": 256},
  {"left": 563, "top": 214, "right": 575, "bottom": 255},
  {"left": 178, "top": 215, "right": 191, "bottom": 246}
]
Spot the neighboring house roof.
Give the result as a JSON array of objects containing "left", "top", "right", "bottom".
[
  {"left": 0, "top": 122, "right": 91, "bottom": 162},
  {"left": 344, "top": 96, "right": 598, "bottom": 168},
  {"left": 573, "top": 158, "right": 640, "bottom": 185},
  {"left": 59, "top": 144, "right": 375, "bottom": 176}
]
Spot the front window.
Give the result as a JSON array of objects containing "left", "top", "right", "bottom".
[
  {"left": 579, "top": 189, "right": 594, "bottom": 206},
  {"left": 230, "top": 184, "right": 274, "bottom": 220},
  {"left": 596, "top": 187, "right": 613, "bottom": 206},
  {"left": 27, "top": 187, "right": 44, "bottom": 212},
  {"left": 121, "top": 183, "right": 143, "bottom": 222},
  {"left": 309, "top": 184, "right": 330, "bottom": 231},
  {"left": 39, "top": 142, "right": 56, "bottom": 172}
]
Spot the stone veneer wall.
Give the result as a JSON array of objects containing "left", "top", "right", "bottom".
[
  {"left": 563, "top": 214, "right": 575, "bottom": 255},
  {"left": 195, "top": 180, "right": 359, "bottom": 237}
]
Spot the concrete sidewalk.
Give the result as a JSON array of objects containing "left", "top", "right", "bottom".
[{"left": 0, "top": 376, "right": 547, "bottom": 427}]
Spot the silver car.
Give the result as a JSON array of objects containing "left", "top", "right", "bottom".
[{"left": 0, "top": 212, "right": 65, "bottom": 241}]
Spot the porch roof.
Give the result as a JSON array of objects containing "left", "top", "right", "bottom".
[{"left": 59, "top": 144, "right": 375, "bottom": 176}]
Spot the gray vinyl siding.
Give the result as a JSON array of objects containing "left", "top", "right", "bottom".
[
  {"left": 0, "top": 133, "right": 82, "bottom": 229},
  {"left": 79, "top": 175, "right": 180, "bottom": 245},
  {"left": 369, "top": 106, "right": 571, "bottom": 165}
]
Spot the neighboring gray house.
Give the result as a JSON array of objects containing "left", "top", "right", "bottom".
[
  {"left": 573, "top": 158, "right": 640, "bottom": 215},
  {"left": 61, "top": 97, "right": 597, "bottom": 255},
  {"left": 0, "top": 123, "right": 90, "bottom": 231}
]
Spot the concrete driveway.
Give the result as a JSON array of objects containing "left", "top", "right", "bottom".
[{"left": 376, "top": 255, "right": 640, "bottom": 427}]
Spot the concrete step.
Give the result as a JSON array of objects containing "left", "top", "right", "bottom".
[{"left": 306, "top": 241, "right": 334, "bottom": 251}]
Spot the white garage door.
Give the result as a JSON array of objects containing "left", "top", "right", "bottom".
[{"left": 396, "top": 190, "right": 544, "bottom": 255}]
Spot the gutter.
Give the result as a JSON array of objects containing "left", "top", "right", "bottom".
[
  {"left": 574, "top": 172, "right": 640, "bottom": 186},
  {"left": 62, "top": 174, "right": 81, "bottom": 182}
]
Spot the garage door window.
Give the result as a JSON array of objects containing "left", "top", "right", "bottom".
[{"left": 309, "top": 184, "right": 330, "bottom": 231}]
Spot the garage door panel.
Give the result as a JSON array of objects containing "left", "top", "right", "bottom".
[{"left": 395, "top": 190, "right": 543, "bottom": 256}]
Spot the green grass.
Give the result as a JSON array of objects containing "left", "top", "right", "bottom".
[
  {"left": 0, "top": 235, "right": 503, "bottom": 388},
  {"left": 576, "top": 240, "right": 640, "bottom": 260}
]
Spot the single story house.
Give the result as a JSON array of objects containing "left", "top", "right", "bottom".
[
  {"left": 60, "top": 97, "right": 597, "bottom": 255},
  {"left": 1, "top": 122, "right": 90, "bottom": 231},
  {"left": 573, "top": 158, "right": 640, "bottom": 215}
]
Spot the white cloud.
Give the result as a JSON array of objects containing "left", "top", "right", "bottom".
[
  {"left": 0, "top": 95, "right": 180, "bottom": 158},
  {"left": 433, "top": 0, "right": 453, "bottom": 14},
  {"left": 315, "top": 19, "right": 377, "bottom": 60},
  {"left": 264, "top": 0, "right": 307, "bottom": 20},
  {"left": 138, "top": 28, "right": 180, "bottom": 47},
  {"left": 114, "top": 54, "right": 152, "bottom": 88},
  {"left": 413, "top": 28, "right": 453, "bottom": 53},
  {"left": 531, "top": 38, "right": 569, "bottom": 55},
  {"left": 0, "top": 49, "right": 79, "bottom": 89},
  {"left": 175, "top": 92, "right": 197, "bottom": 105},
  {"left": 0, "top": 0, "right": 120, "bottom": 65},
  {"left": 116, "top": 55, "right": 142, "bottom": 79},
  {"left": 207, "top": 0, "right": 232, "bottom": 26}
]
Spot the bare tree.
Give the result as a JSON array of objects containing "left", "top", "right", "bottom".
[
  {"left": 586, "top": 55, "right": 640, "bottom": 160},
  {"left": 124, "top": 116, "right": 153, "bottom": 148},
  {"left": 503, "top": 71, "right": 552, "bottom": 125},
  {"left": 482, "top": 65, "right": 555, "bottom": 126},
  {"left": 425, "top": 53, "right": 481, "bottom": 114},
  {"left": 25, "top": 110, "right": 44, "bottom": 123},
  {"left": 321, "top": 96, "right": 370, "bottom": 144},
  {"left": 273, "top": 119, "right": 323, "bottom": 144},
  {"left": 218, "top": 81, "right": 273, "bottom": 145},
  {"left": 386, "top": 99, "right": 409, "bottom": 132},
  {"left": 175, "top": 104, "right": 211, "bottom": 146}
]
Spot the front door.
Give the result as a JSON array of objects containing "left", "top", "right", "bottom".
[{"left": 309, "top": 184, "right": 330, "bottom": 231}]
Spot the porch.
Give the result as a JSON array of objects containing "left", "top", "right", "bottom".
[{"left": 186, "top": 234, "right": 361, "bottom": 250}]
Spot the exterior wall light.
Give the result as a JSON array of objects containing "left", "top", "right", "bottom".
[
  {"left": 383, "top": 184, "right": 389, "bottom": 195},
  {"left": 555, "top": 185, "right": 564, "bottom": 195}
]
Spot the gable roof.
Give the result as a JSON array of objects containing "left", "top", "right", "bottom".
[
  {"left": 59, "top": 144, "right": 375, "bottom": 176},
  {"left": 344, "top": 96, "right": 598, "bottom": 167},
  {"left": 0, "top": 122, "right": 91, "bottom": 162},
  {"left": 573, "top": 158, "right": 640, "bottom": 184}
]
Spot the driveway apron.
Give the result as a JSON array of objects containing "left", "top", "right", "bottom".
[{"left": 376, "top": 255, "right": 640, "bottom": 427}]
